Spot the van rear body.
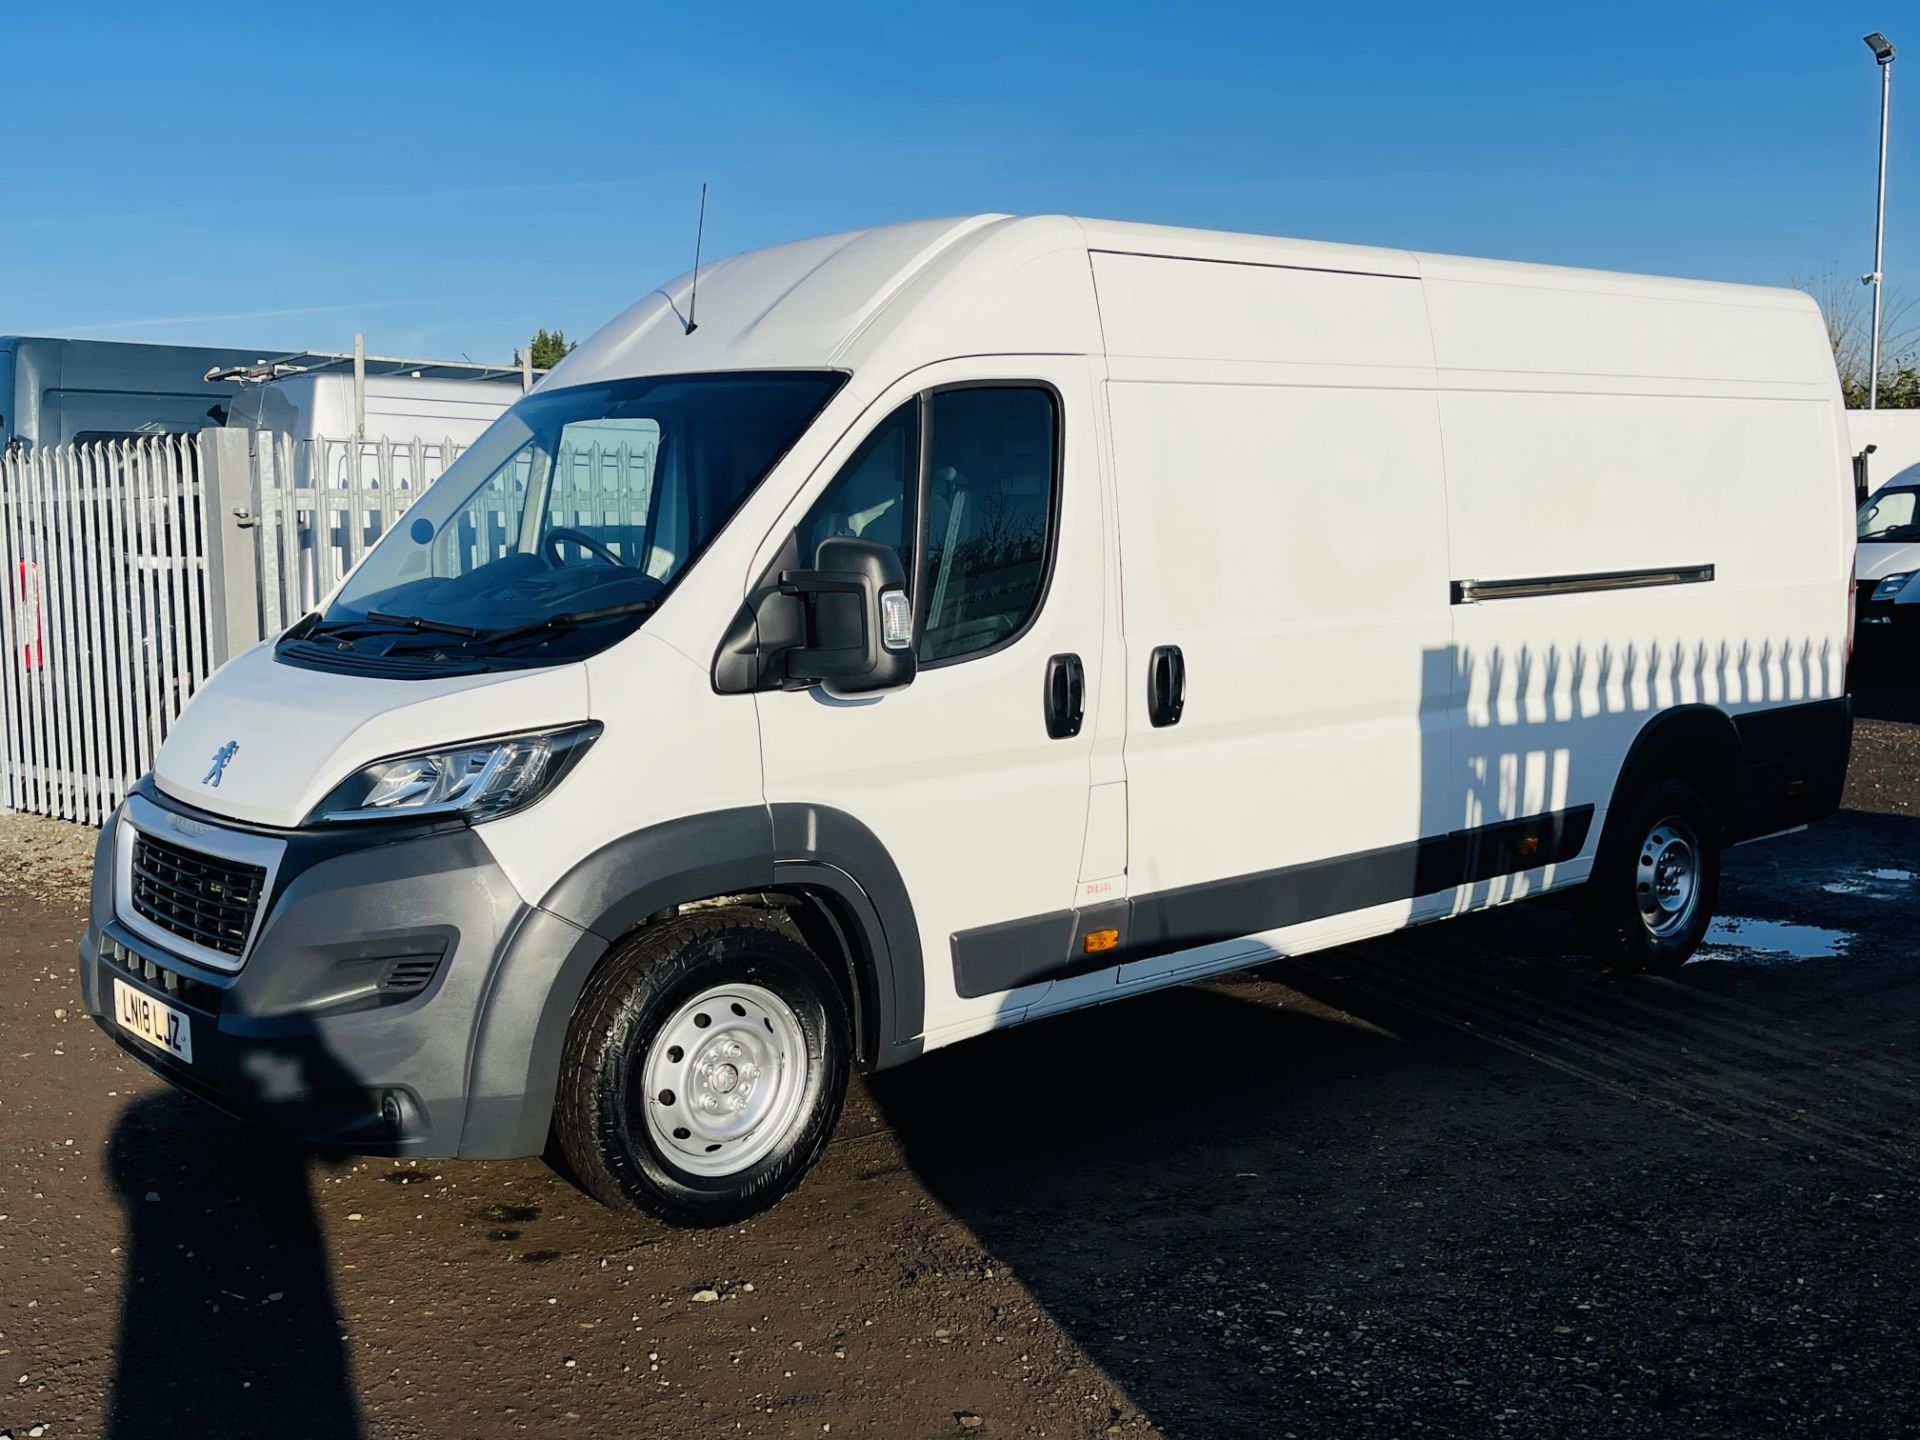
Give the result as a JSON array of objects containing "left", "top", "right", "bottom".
[
  {"left": 77, "top": 215, "right": 1853, "bottom": 1222},
  {"left": 1, "top": 336, "right": 264, "bottom": 448},
  {"left": 224, "top": 371, "right": 521, "bottom": 451}
]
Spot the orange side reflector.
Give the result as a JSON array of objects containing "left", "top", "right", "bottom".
[
  {"left": 1083, "top": 928, "right": 1120, "bottom": 954},
  {"left": 1514, "top": 834, "right": 1540, "bottom": 858}
]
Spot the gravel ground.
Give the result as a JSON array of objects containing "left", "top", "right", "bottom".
[
  {"left": 0, "top": 811, "right": 96, "bottom": 906},
  {"left": 0, "top": 684, "right": 1915, "bottom": 1439},
  {"left": 1848, "top": 681, "right": 1920, "bottom": 812}
]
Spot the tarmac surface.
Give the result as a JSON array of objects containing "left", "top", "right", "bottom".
[{"left": 1, "top": 679, "right": 1915, "bottom": 1439}]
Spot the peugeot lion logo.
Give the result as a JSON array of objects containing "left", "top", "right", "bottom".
[{"left": 203, "top": 740, "right": 239, "bottom": 788}]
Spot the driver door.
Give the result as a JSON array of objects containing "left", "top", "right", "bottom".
[{"left": 752, "top": 359, "right": 1112, "bottom": 1046}]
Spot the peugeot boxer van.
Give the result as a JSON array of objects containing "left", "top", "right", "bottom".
[{"left": 78, "top": 215, "right": 1854, "bottom": 1224}]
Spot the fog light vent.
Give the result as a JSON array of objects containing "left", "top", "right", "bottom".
[{"left": 380, "top": 956, "right": 442, "bottom": 994}]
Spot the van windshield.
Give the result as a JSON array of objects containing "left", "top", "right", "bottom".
[
  {"left": 1859, "top": 485, "right": 1920, "bottom": 544},
  {"left": 296, "top": 371, "right": 842, "bottom": 668}
]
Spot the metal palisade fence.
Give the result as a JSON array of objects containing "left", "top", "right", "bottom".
[
  {"left": 3, "top": 426, "right": 660, "bottom": 823},
  {"left": 0, "top": 437, "right": 212, "bottom": 824},
  {"left": 0, "top": 431, "right": 470, "bottom": 823},
  {"left": 250, "top": 431, "right": 467, "bottom": 631}
]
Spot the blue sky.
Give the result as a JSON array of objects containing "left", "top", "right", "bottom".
[{"left": 0, "top": 2, "right": 1904, "bottom": 362}]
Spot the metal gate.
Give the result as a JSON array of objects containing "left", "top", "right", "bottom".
[{"left": 0, "top": 438, "right": 212, "bottom": 824}]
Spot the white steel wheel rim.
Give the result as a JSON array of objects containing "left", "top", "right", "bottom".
[
  {"left": 641, "top": 982, "right": 810, "bottom": 1178},
  {"left": 1636, "top": 814, "right": 1702, "bottom": 939}
]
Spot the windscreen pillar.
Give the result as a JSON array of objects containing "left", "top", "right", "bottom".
[{"left": 197, "top": 427, "right": 265, "bottom": 667}]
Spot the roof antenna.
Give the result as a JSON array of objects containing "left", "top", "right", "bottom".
[{"left": 685, "top": 182, "right": 707, "bottom": 335}]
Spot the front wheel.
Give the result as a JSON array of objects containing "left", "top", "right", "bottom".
[
  {"left": 1577, "top": 778, "right": 1721, "bottom": 974},
  {"left": 553, "top": 909, "right": 850, "bottom": 1225}
]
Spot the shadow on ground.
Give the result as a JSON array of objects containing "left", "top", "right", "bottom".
[
  {"left": 104, "top": 1094, "right": 362, "bottom": 1440},
  {"left": 869, "top": 883, "right": 1920, "bottom": 1438}
]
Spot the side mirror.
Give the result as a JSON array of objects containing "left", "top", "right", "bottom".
[{"left": 780, "top": 537, "right": 916, "bottom": 694}]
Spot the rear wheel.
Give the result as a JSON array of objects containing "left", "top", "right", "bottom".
[
  {"left": 553, "top": 909, "right": 850, "bottom": 1225},
  {"left": 1577, "top": 777, "right": 1721, "bottom": 974}
]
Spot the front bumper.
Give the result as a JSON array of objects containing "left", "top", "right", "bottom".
[
  {"left": 78, "top": 786, "right": 601, "bottom": 1157},
  {"left": 1856, "top": 577, "right": 1920, "bottom": 652}
]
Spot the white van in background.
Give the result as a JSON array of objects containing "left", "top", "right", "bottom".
[
  {"left": 1854, "top": 479, "right": 1920, "bottom": 647},
  {"left": 79, "top": 214, "right": 1854, "bottom": 1226},
  {"left": 226, "top": 372, "right": 522, "bottom": 486}
]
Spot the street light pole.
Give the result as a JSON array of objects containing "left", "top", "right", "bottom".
[{"left": 1866, "top": 32, "right": 1896, "bottom": 410}]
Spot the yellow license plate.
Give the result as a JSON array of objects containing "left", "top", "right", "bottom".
[{"left": 112, "top": 976, "right": 193, "bottom": 1063}]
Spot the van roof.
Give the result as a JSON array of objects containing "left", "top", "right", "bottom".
[{"left": 551, "top": 213, "right": 1818, "bottom": 395}]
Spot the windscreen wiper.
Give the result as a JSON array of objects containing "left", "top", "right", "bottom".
[
  {"left": 482, "top": 599, "right": 659, "bottom": 647},
  {"left": 362, "top": 610, "right": 486, "bottom": 638}
]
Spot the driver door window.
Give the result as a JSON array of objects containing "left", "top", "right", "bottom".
[{"left": 797, "top": 385, "right": 1057, "bottom": 665}]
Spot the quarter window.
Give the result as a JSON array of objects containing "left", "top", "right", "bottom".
[
  {"left": 797, "top": 385, "right": 1057, "bottom": 666},
  {"left": 799, "top": 400, "right": 918, "bottom": 580}
]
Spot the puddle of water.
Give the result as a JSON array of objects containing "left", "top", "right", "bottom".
[
  {"left": 1809, "top": 869, "right": 1914, "bottom": 900},
  {"left": 1696, "top": 915, "right": 1855, "bottom": 965}
]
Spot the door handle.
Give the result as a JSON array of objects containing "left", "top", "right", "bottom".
[
  {"left": 1148, "top": 644, "right": 1185, "bottom": 727},
  {"left": 1044, "top": 652, "right": 1085, "bottom": 739}
]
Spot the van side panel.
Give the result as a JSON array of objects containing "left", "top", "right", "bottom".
[
  {"left": 1422, "top": 265, "right": 1850, "bottom": 890},
  {"left": 1094, "top": 252, "right": 1456, "bottom": 918}
]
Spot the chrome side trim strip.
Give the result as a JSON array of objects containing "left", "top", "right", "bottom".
[{"left": 1451, "top": 563, "right": 1715, "bottom": 605}]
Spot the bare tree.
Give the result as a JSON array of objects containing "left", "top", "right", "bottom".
[{"left": 1797, "top": 269, "right": 1920, "bottom": 407}]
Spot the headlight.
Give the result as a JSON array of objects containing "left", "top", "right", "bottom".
[
  {"left": 306, "top": 723, "right": 601, "bottom": 825},
  {"left": 1872, "top": 571, "right": 1915, "bottom": 602}
]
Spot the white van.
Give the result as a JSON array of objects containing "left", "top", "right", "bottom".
[
  {"left": 226, "top": 371, "right": 520, "bottom": 447},
  {"left": 1854, "top": 479, "right": 1920, "bottom": 645},
  {"left": 225, "top": 371, "right": 521, "bottom": 486},
  {"left": 79, "top": 215, "right": 1855, "bottom": 1224}
]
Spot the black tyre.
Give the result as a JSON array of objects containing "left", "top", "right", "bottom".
[
  {"left": 553, "top": 908, "right": 850, "bottom": 1225},
  {"left": 1577, "top": 777, "right": 1721, "bottom": 974}
]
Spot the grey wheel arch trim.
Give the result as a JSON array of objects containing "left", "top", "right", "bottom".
[
  {"left": 458, "top": 804, "right": 922, "bottom": 1160},
  {"left": 1604, "top": 704, "right": 1743, "bottom": 845},
  {"left": 1598, "top": 696, "right": 1850, "bottom": 857},
  {"left": 769, "top": 802, "right": 925, "bottom": 1072}
]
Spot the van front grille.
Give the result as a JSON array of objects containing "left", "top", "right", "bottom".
[{"left": 130, "top": 831, "right": 267, "bottom": 957}]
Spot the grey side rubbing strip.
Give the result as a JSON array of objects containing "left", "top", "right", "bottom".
[
  {"left": 1451, "top": 564, "right": 1714, "bottom": 605},
  {"left": 950, "top": 806, "right": 1594, "bottom": 999}
]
